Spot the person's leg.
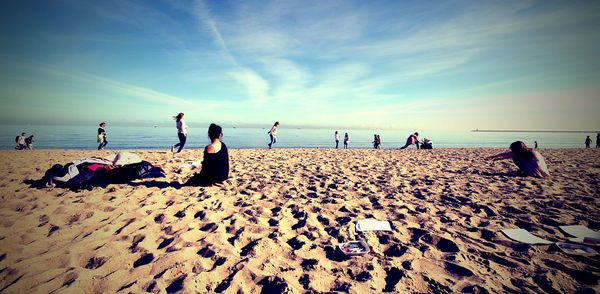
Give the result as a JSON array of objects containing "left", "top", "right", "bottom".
[
  {"left": 400, "top": 143, "right": 409, "bottom": 149},
  {"left": 98, "top": 142, "right": 103, "bottom": 150},
  {"left": 336, "top": 141, "right": 339, "bottom": 148},
  {"left": 177, "top": 133, "right": 186, "bottom": 153},
  {"left": 416, "top": 141, "right": 420, "bottom": 149},
  {"left": 269, "top": 134, "right": 274, "bottom": 149}
]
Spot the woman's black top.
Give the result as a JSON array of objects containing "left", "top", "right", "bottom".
[{"left": 185, "top": 142, "right": 229, "bottom": 186}]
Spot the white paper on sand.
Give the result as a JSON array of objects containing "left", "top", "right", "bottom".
[
  {"left": 560, "top": 225, "right": 600, "bottom": 239},
  {"left": 356, "top": 220, "right": 392, "bottom": 232},
  {"left": 500, "top": 229, "right": 554, "bottom": 245}
]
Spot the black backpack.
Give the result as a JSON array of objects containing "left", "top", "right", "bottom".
[{"left": 15, "top": 136, "right": 19, "bottom": 143}]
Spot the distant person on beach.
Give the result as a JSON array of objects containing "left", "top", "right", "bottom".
[
  {"left": 268, "top": 121, "right": 279, "bottom": 149},
  {"left": 534, "top": 141, "right": 538, "bottom": 149},
  {"left": 400, "top": 132, "right": 421, "bottom": 149},
  {"left": 97, "top": 122, "right": 107, "bottom": 150},
  {"left": 373, "top": 134, "right": 381, "bottom": 149},
  {"left": 15, "top": 132, "right": 26, "bottom": 150},
  {"left": 344, "top": 132, "right": 349, "bottom": 149},
  {"left": 597, "top": 133, "right": 600, "bottom": 148},
  {"left": 171, "top": 113, "right": 188, "bottom": 153},
  {"left": 185, "top": 123, "right": 229, "bottom": 186},
  {"left": 585, "top": 136, "right": 592, "bottom": 148},
  {"left": 486, "top": 141, "right": 550, "bottom": 178},
  {"left": 335, "top": 131, "right": 340, "bottom": 149},
  {"left": 421, "top": 138, "right": 432, "bottom": 149},
  {"left": 25, "top": 135, "right": 35, "bottom": 150}
]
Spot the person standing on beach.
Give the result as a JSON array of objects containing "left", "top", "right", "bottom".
[
  {"left": 25, "top": 135, "right": 34, "bottom": 150},
  {"left": 597, "top": 133, "right": 600, "bottom": 148},
  {"left": 15, "top": 132, "right": 26, "bottom": 150},
  {"left": 486, "top": 141, "right": 550, "bottom": 178},
  {"left": 400, "top": 132, "right": 421, "bottom": 149},
  {"left": 534, "top": 141, "right": 538, "bottom": 149},
  {"left": 335, "top": 131, "right": 340, "bottom": 149},
  {"left": 344, "top": 133, "right": 349, "bottom": 149},
  {"left": 171, "top": 113, "right": 188, "bottom": 153},
  {"left": 185, "top": 123, "right": 229, "bottom": 186},
  {"left": 268, "top": 121, "right": 279, "bottom": 149},
  {"left": 373, "top": 134, "right": 381, "bottom": 149},
  {"left": 97, "top": 122, "right": 107, "bottom": 150},
  {"left": 585, "top": 136, "right": 592, "bottom": 148}
]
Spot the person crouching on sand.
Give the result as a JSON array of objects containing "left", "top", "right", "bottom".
[
  {"left": 185, "top": 123, "right": 229, "bottom": 186},
  {"left": 400, "top": 132, "right": 421, "bottom": 149},
  {"left": 486, "top": 141, "right": 550, "bottom": 178}
]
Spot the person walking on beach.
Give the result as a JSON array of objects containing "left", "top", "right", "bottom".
[
  {"left": 171, "top": 113, "right": 188, "bottom": 153},
  {"left": 344, "top": 132, "right": 349, "bottom": 149},
  {"left": 15, "top": 132, "right": 26, "bottom": 150},
  {"left": 97, "top": 122, "right": 107, "bottom": 150},
  {"left": 268, "top": 121, "right": 279, "bottom": 149},
  {"left": 25, "top": 135, "right": 35, "bottom": 150},
  {"left": 185, "top": 123, "right": 229, "bottom": 186},
  {"left": 373, "top": 134, "right": 381, "bottom": 149},
  {"left": 585, "top": 136, "right": 592, "bottom": 148},
  {"left": 486, "top": 141, "right": 550, "bottom": 178},
  {"left": 400, "top": 132, "right": 421, "bottom": 149},
  {"left": 335, "top": 131, "right": 340, "bottom": 149}
]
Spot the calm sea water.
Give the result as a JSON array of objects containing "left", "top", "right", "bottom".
[{"left": 0, "top": 124, "right": 595, "bottom": 150}]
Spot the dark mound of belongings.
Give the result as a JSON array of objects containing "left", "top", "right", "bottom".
[{"left": 43, "top": 157, "right": 165, "bottom": 191}]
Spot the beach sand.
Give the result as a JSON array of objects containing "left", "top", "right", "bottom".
[{"left": 0, "top": 148, "right": 599, "bottom": 293}]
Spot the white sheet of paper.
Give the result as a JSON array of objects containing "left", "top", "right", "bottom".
[
  {"left": 356, "top": 220, "right": 392, "bottom": 232},
  {"left": 560, "top": 225, "right": 600, "bottom": 239},
  {"left": 500, "top": 229, "right": 554, "bottom": 244}
]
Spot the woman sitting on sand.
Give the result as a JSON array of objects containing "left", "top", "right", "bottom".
[
  {"left": 486, "top": 141, "right": 550, "bottom": 178},
  {"left": 185, "top": 123, "right": 229, "bottom": 186}
]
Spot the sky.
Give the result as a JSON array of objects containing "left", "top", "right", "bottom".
[{"left": 0, "top": 0, "right": 599, "bottom": 131}]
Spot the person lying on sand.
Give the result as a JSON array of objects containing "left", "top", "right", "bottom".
[
  {"left": 486, "top": 141, "right": 550, "bottom": 178},
  {"left": 185, "top": 123, "right": 229, "bottom": 186}
]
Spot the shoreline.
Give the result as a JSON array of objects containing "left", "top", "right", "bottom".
[{"left": 0, "top": 148, "right": 599, "bottom": 292}]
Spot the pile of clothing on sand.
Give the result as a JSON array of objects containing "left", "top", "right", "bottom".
[{"left": 42, "top": 152, "right": 165, "bottom": 191}]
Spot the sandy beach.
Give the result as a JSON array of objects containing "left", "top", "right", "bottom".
[{"left": 0, "top": 147, "right": 599, "bottom": 293}]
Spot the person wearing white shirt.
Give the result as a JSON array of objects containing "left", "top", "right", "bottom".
[{"left": 171, "top": 113, "right": 188, "bottom": 153}]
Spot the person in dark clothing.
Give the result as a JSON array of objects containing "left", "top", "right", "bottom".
[
  {"left": 25, "top": 135, "right": 35, "bottom": 150},
  {"left": 585, "top": 136, "right": 592, "bottom": 148},
  {"left": 98, "top": 122, "right": 107, "bottom": 150},
  {"left": 597, "top": 133, "right": 600, "bottom": 148},
  {"left": 185, "top": 123, "right": 229, "bottom": 186},
  {"left": 400, "top": 132, "right": 421, "bottom": 149}
]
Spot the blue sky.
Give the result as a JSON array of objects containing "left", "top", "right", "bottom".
[{"left": 0, "top": 0, "right": 599, "bottom": 130}]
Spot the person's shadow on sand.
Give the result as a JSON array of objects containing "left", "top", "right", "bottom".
[{"left": 128, "top": 180, "right": 182, "bottom": 189}]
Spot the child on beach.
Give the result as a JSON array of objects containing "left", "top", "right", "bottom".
[
  {"left": 25, "top": 135, "right": 34, "bottom": 150},
  {"left": 171, "top": 113, "right": 188, "bottom": 153},
  {"left": 486, "top": 141, "right": 550, "bottom": 178},
  {"left": 344, "top": 133, "right": 349, "bottom": 149},
  {"left": 97, "top": 123, "right": 107, "bottom": 150},
  {"left": 185, "top": 123, "right": 229, "bottom": 186},
  {"left": 268, "top": 121, "right": 279, "bottom": 149},
  {"left": 400, "top": 132, "right": 421, "bottom": 149}
]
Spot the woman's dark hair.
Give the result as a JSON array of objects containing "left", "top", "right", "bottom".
[
  {"left": 414, "top": 132, "right": 419, "bottom": 136},
  {"left": 174, "top": 113, "right": 184, "bottom": 122},
  {"left": 208, "top": 123, "right": 222, "bottom": 140},
  {"left": 99, "top": 122, "right": 105, "bottom": 126},
  {"left": 510, "top": 141, "right": 535, "bottom": 161}
]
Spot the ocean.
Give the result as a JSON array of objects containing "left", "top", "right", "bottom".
[{"left": 0, "top": 124, "right": 596, "bottom": 150}]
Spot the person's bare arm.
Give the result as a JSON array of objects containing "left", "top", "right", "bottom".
[{"left": 486, "top": 151, "right": 513, "bottom": 161}]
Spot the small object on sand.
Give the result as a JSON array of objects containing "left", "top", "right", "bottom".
[
  {"left": 500, "top": 229, "right": 554, "bottom": 245},
  {"left": 188, "top": 161, "right": 202, "bottom": 166},
  {"left": 187, "top": 158, "right": 198, "bottom": 161},
  {"left": 169, "top": 158, "right": 182, "bottom": 162},
  {"left": 556, "top": 242, "right": 598, "bottom": 256},
  {"left": 339, "top": 240, "right": 370, "bottom": 255},
  {"left": 560, "top": 225, "right": 600, "bottom": 244},
  {"left": 179, "top": 164, "right": 192, "bottom": 169},
  {"left": 356, "top": 219, "right": 392, "bottom": 232}
]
